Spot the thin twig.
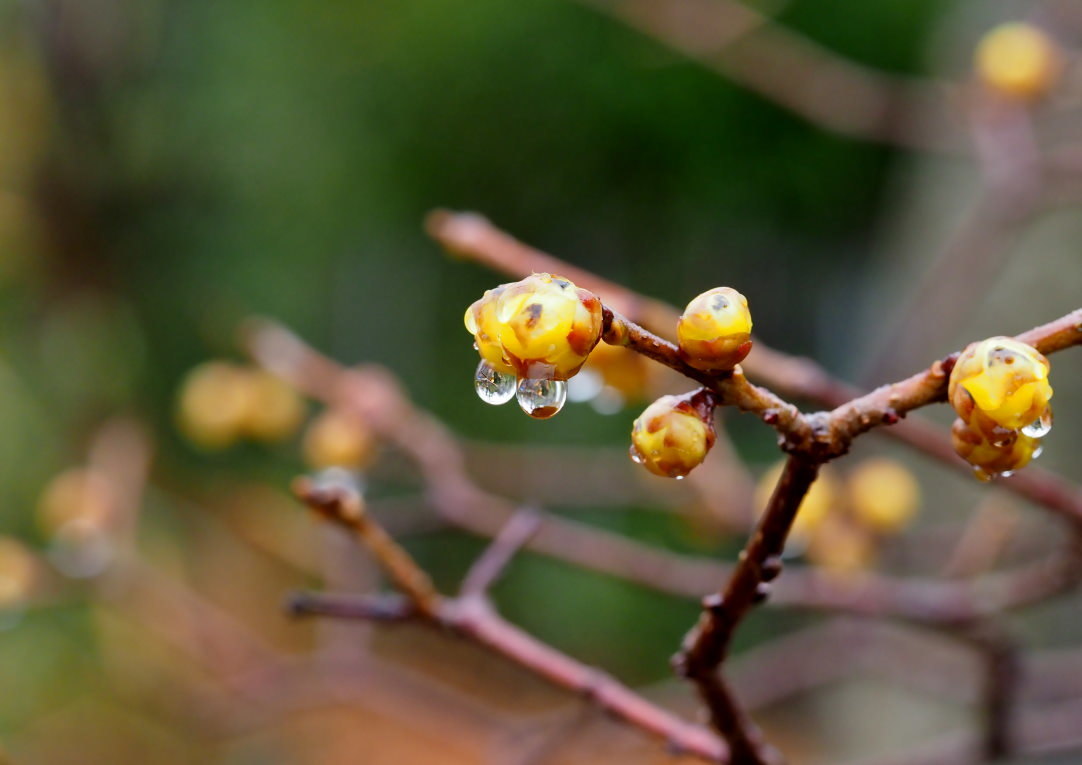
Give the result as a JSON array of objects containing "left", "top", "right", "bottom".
[
  {"left": 294, "top": 476, "right": 441, "bottom": 618},
  {"left": 575, "top": 0, "right": 954, "bottom": 151},
  {"left": 460, "top": 509, "right": 542, "bottom": 597},
  {"left": 291, "top": 481, "right": 729, "bottom": 763}
]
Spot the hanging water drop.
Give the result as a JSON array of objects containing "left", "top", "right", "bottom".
[
  {"left": 1021, "top": 409, "right": 1053, "bottom": 438},
  {"left": 517, "top": 378, "right": 567, "bottom": 419},
  {"left": 629, "top": 444, "right": 644, "bottom": 464},
  {"left": 474, "top": 361, "right": 516, "bottom": 405}
]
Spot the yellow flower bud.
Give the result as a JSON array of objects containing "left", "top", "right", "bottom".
[
  {"left": 176, "top": 362, "right": 252, "bottom": 449},
  {"left": 975, "top": 23, "right": 1060, "bottom": 100},
  {"left": 240, "top": 370, "right": 306, "bottom": 443},
  {"left": 36, "top": 468, "right": 114, "bottom": 536},
  {"left": 677, "top": 287, "right": 753, "bottom": 372},
  {"left": 951, "top": 418, "right": 1041, "bottom": 481},
  {"left": 464, "top": 273, "right": 603, "bottom": 380},
  {"left": 948, "top": 337, "right": 1052, "bottom": 435},
  {"left": 0, "top": 537, "right": 36, "bottom": 608},
  {"left": 302, "top": 409, "right": 377, "bottom": 470},
  {"left": 582, "top": 341, "right": 649, "bottom": 402},
  {"left": 806, "top": 517, "right": 876, "bottom": 575},
  {"left": 754, "top": 461, "right": 839, "bottom": 541},
  {"left": 630, "top": 394, "right": 716, "bottom": 479},
  {"left": 178, "top": 362, "right": 305, "bottom": 448},
  {"left": 847, "top": 458, "right": 920, "bottom": 535}
]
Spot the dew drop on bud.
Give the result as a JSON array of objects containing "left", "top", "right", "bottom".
[
  {"left": 628, "top": 444, "right": 644, "bottom": 464},
  {"left": 474, "top": 361, "right": 515, "bottom": 405},
  {"left": 517, "top": 378, "right": 567, "bottom": 419},
  {"left": 1021, "top": 410, "right": 1053, "bottom": 438},
  {"left": 673, "top": 474, "right": 685, "bottom": 481},
  {"left": 1033, "top": 444, "right": 1044, "bottom": 460}
]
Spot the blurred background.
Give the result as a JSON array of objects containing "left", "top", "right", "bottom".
[{"left": 0, "top": 0, "right": 1081, "bottom": 762}]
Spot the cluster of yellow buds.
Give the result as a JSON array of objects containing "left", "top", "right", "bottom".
[
  {"left": 677, "top": 287, "right": 753, "bottom": 372},
  {"left": 464, "top": 273, "right": 603, "bottom": 418},
  {"left": 176, "top": 362, "right": 306, "bottom": 449},
  {"left": 625, "top": 285, "right": 752, "bottom": 479},
  {"left": 975, "top": 23, "right": 1061, "bottom": 101},
  {"left": 629, "top": 392, "right": 716, "bottom": 479},
  {"left": 754, "top": 457, "right": 922, "bottom": 575},
  {"left": 948, "top": 337, "right": 1053, "bottom": 480},
  {"left": 302, "top": 408, "right": 377, "bottom": 471}
]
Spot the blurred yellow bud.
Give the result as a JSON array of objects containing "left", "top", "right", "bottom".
[
  {"left": 464, "top": 273, "right": 603, "bottom": 381},
  {"left": 677, "top": 287, "right": 753, "bottom": 372},
  {"left": 583, "top": 341, "right": 649, "bottom": 403},
  {"left": 177, "top": 362, "right": 305, "bottom": 448},
  {"left": 302, "top": 410, "right": 377, "bottom": 470},
  {"left": 0, "top": 537, "right": 36, "bottom": 608},
  {"left": 36, "top": 468, "right": 114, "bottom": 535},
  {"left": 240, "top": 370, "right": 305, "bottom": 443},
  {"left": 806, "top": 518, "right": 876, "bottom": 575},
  {"left": 975, "top": 23, "right": 1060, "bottom": 100},
  {"left": 630, "top": 394, "right": 715, "bottom": 479},
  {"left": 176, "top": 362, "right": 252, "bottom": 449},
  {"left": 847, "top": 458, "right": 921, "bottom": 535},
  {"left": 755, "top": 461, "right": 839, "bottom": 540}
]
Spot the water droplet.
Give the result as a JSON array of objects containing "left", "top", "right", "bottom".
[
  {"left": 673, "top": 474, "right": 685, "bottom": 481},
  {"left": 1033, "top": 445, "right": 1044, "bottom": 460},
  {"left": 629, "top": 444, "right": 644, "bottom": 464},
  {"left": 567, "top": 370, "right": 603, "bottom": 403},
  {"left": 999, "top": 470, "right": 1014, "bottom": 478},
  {"left": 474, "top": 361, "right": 516, "bottom": 405},
  {"left": 517, "top": 378, "right": 566, "bottom": 419},
  {"left": 1021, "top": 410, "right": 1053, "bottom": 438}
]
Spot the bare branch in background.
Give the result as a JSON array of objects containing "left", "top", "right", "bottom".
[
  {"left": 292, "top": 479, "right": 729, "bottom": 763},
  {"left": 575, "top": 0, "right": 956, "bottom": 151}
]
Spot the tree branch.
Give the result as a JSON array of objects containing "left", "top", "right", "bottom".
[{"left": 291, "top": 480, "right": 729, "bottom": 763}]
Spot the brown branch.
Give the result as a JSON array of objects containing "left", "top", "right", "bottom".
[
  {"left": 460, "top": 509, "right": 542, "bottom": 597},
  {"left": 245, "top": 320, "right": 1082, "bottom": 626},
  {"left": 970, "top": 626, "right": 1018, "bottom": 760},
  {"left": 294, "top": 475, "right": 440, "bottom": 618},
  {"left": 290, "top": 480, "right": 729, "bottom": 763},
  {"left": 603, "top": 309, "right": 808, "bottom": 442},
  {"left": 426, "top": 210, "right": 1082, "bottom": 521},
  {"left": 672, "top": 458, "right": 817, "bottom": 761},
  {"left": 287, "top": 591, "right": 414, "bottom": 622},
  {"left": 251, "top": 314, "right": 1082, "bottom": 761},
  {"left": 677, "top": 457, "right": 818, "bottom": 674}
]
